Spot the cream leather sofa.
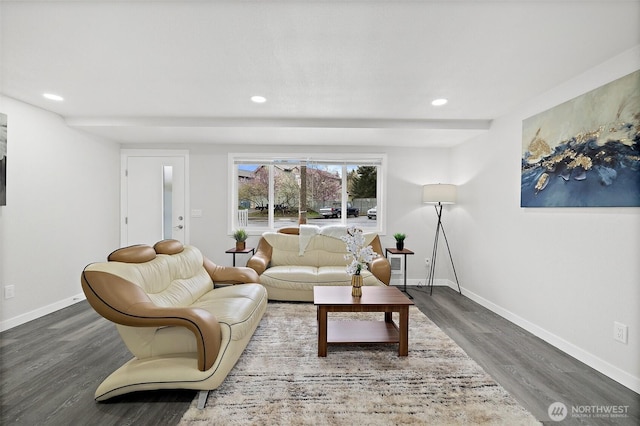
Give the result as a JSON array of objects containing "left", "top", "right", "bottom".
[
  {"left": 81, "top": 239, "right": 267, "bottom": 409},
  {"left": 247, "top": 226, "right": 391, "bottom": 301}
]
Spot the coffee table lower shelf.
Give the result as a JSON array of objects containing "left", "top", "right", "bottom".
[{"left": 326, "top": 320, "right": 399, "bottom": 344}]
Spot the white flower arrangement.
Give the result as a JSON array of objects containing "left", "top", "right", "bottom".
[{"left": 341, "top": 225, "right": 376, "bottom": 276}]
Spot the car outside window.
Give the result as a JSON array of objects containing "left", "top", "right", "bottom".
[{"left": 229, "top": 154, "right": 385, "bottom": 234}]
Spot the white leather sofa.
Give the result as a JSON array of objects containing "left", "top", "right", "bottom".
[
  {"left": 81, "top": 239, "right": 267, "bottom": 409},
  {"left": 247, "top": 226, "right": 391, "bottom": 301}
]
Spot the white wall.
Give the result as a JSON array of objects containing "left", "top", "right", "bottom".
[
  {"left": 0, "top": 107, "right": 454, "bottom": 330},
  {"left": 124, "top": 143, "right": 452, "bottom": 282},
  {"left": 451, "top": 46, "right": 640, "bottom": 392},
  {"left": 0, "top": 96, "right": 121, "bottom": 330}
]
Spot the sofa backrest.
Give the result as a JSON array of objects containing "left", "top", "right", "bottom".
[
  {"left": 262, "top": 232, "right": 379, "bottom": 268},
  {"left": 84, "top": 243, "right": 212, "bottom": 308}
]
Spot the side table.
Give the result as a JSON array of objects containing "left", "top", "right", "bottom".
[
  {"left": 385, "top": 248, "right": 414, "bottom": 299},
  {"left": 225, "top": 247, "right": 255, "bottom": 266}
]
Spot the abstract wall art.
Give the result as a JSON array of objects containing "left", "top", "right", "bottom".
[
  {"left": 521, "top": 70, "right": 639, "bottom": 207},
  {"left": 0, "top": 113, "right": 6, "bottom": 206}
]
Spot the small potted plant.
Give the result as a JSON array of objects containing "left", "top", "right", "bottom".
[
  {"left": 393, "top": 233, "right": 406, "bottom": 251},
  {"left": 233, "top": 228, "right": 248, "bottom": 250}
]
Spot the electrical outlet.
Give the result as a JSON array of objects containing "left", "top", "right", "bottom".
[
  {"left": 614, "top": 322, "right": 628, "bottom": 344},
  {"left": 4, "top": 285, "right": 15, "bottom": 299}
]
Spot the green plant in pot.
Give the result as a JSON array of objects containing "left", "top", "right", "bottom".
[
  {"left": 393, "top": 233, "right": 406, "bottom": 250},
  {"left": 233, "top": 228, "right": 248, "bottom": 250}
]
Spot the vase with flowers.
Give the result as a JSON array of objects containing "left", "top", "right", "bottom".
[{"left": 341, "top": 226, "right": 376, "bottom": 297}]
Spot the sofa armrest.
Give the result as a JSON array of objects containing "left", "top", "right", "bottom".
[
  {"left": 367, "top": 234, "right": 391, "bottom": 285},
  {"left": 203, "top": 257, "right": 260, "bottom": 284},
  {"left": 81, "top": 270, "right": 221, "bottom": 371},
  {"left": 369, "top": 255, "right": 391, "bottom": 285},
  {"left": 246, "top": 237, "right": 273, "bottom": 275}
]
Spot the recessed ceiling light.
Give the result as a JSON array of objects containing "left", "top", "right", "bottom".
[
  {"left": 251, "top": 95, "right": 267, "bottom": 103},
  {"left": 431, "top": 98, "right": 448, "bottom": 106},
  {"left": 43, "top": 93, "right": 64, "bottom": 101}
]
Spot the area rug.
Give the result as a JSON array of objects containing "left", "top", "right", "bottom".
[{"left": 179, "top": 303, "right": 539, "bottom": 425}]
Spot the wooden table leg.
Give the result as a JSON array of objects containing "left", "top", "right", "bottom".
[
  {"left": 398, "top": 307, "right": 409, "bottom": 356},
  {"left": 318, "top": 306, "right": 327, "bottom": 357}
]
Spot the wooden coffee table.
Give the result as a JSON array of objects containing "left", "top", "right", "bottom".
[{"left": 313, "top": 286, "right": 414, "bottom": 357}]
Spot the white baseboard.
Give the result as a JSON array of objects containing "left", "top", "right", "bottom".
[
  {"left": 460, "top": 286, "right": 640, "bottom": 394},
  {"left": 0, "top": 293, "right": 86, "bottom": 332},
  {"left": 398, "top": 278, "right": 459, "bottom": 289},
  {"left": 399, "top": 279, "right": 639, "bottom": 393}
]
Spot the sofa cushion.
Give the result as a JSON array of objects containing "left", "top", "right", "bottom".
[
  {"left": 316, "top": 266, "right": 380, "bottom": 286},
  {"left": 192, "top": 284, "right": 267, "bottom": 342},
  {"left": 261, "top": 265, "right": 381, "bottom": 289},
  {"left": 263, "top": 231, "right": 378, "bottom": 268},
  {"left": 87, "top": 245, "right": 212, "bottom": 308}
]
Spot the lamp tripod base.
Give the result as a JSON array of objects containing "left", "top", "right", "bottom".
[{"left": 426, "top": 203, "right": 462, "bottom": 296}]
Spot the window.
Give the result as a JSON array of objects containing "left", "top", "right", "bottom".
[{"left": 229, "top": 153, "right": 386, "bottom": 234}]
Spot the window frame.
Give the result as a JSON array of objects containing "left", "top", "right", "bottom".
[{"left": 228, "top": 153, "right": 386, "bottom": 235}]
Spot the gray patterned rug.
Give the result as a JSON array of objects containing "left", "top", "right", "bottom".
[{"left": 179, "top": 302, "right": 539, "bottom": 425}]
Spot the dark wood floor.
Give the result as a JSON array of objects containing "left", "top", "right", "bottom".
[
  {"left": 410, "top": 286, "right": 639, "bottom": 425},
  {"left": 1, "top": 287, "right": 638, "bottom": 425}
]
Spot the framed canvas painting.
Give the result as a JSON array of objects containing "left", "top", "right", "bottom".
[
  {"left": 521, "top": 70, "right": 639, "bottom": 207},
  {"left": 0, "top": 113, "right": 6, "bottom": 206}
]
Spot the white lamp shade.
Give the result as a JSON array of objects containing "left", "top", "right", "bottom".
[{"left": 422, "top": 184, "right": 457, "bottom": 204}]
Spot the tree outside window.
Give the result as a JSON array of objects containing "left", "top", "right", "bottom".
[{"left": 232, "top": 155, "right": 383, "bottom": 232}]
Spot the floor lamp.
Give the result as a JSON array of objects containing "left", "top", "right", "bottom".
[{"left": 422, "top": 184, "right": 462, "bottom": 296}]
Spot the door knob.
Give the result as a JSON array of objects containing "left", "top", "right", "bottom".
[{"left": 174, "top": 225, "right": 184, "bottom": 229}]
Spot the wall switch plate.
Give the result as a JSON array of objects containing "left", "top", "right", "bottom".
[
  {"left": 614, "top": 321, "right": 628, "bottom": 344},
  {"left": 4, "top": 285, "right": 15, "bottom": 299}
]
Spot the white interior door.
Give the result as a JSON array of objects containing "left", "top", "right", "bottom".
[{"left": 121, "top": 152, "right": 188, "bottom": 246}]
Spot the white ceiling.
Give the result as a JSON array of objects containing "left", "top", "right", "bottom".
[{"left": 2, "top": 0, "right": 639, "bottom": 147}]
